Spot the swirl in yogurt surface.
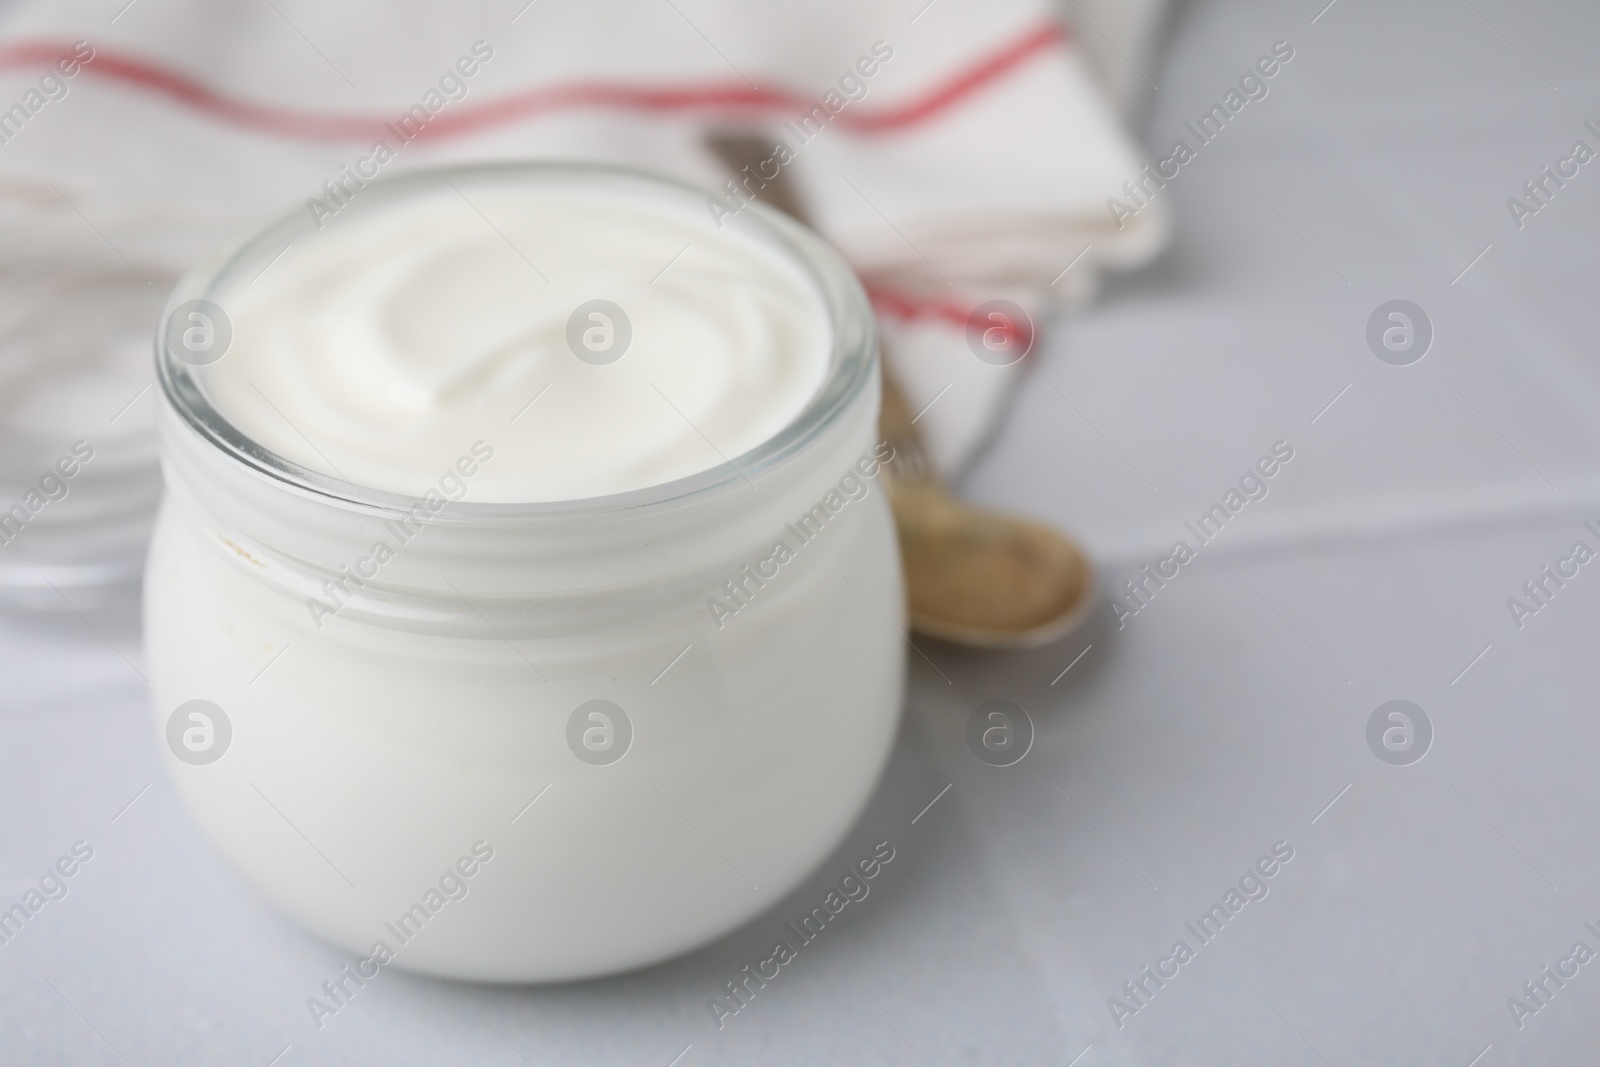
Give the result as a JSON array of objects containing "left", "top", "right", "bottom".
[{"left": 200, "top": 180, "right": 831, "bottom": 502}]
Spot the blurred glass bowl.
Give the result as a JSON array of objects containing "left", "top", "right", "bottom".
[{"left": 0, "top": 180, "right": 231, "bottom": 611}]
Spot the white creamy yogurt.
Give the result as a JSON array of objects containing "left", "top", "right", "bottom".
[
  {"left": 200, "top": 184, "right": 831, "bottom": 501},
  {"left": 148, "top": 165, "right": 902, "bottom": 982}
]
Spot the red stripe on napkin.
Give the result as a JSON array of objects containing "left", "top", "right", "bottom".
[{"left": 0, "top": 21, "right": 1067, "bottom": 143}]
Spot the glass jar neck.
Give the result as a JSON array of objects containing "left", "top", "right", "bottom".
[{"left": 158, "top": 380, "right": 880, "bottom": 633}]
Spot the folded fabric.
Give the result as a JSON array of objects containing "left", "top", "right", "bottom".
[{"left": 0, "top": 0, "right": 1169, "bottom": 478}]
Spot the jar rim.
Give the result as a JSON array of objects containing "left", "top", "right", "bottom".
[{"left": 155, "top": 161, "right": 877, "bottom": 524}]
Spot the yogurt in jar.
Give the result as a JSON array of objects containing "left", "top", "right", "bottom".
[
  {"left": 202, "top": 182, "right": 831, "bottom": 501},
  {"left": 146, "top": 163, "right": 904, "bottom": 982}
]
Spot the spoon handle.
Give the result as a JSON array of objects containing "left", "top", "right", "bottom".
[
  {"left": 704, "top": 132, "right": 1096, "bottom": 649},
  {"left": 703, "top": 133, "right": 933, "bottom": 484}
]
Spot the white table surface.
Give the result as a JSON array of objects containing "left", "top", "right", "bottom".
[{"left": 6, "top": 0, "right": 1600, "bottom": 1064}]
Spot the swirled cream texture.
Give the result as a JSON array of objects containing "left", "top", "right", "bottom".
[{"left": 200, "top": 183, "right": 830, "bottom": 501}]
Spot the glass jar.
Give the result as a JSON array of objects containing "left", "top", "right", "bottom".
[{"left": 145, "top": 163, "right": 904, "bottom": 982}]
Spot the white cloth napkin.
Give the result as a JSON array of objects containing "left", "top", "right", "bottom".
[{"left": 0, "top": 0, "right": 1169, "bottom": 478}]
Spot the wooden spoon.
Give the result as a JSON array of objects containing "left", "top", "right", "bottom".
[{"left": 706, "top": 133, "right": 1097, "bottom": 648}]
